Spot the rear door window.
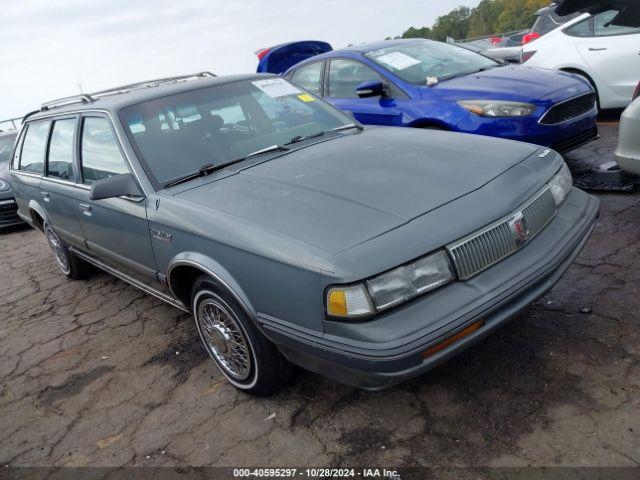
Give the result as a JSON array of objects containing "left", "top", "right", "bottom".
[
  {"left": 81, "top": 117, "right": 129, "bottom": 184},
  {"left": 594, "top": 10, "right": 640, "bottom": 36},
  {"left": 290, "top": 62, "right": 323, "bottom": 96},
  {"left": 47, "top": 119, "right": 77, "bottom": 180},
  {"left": 19, "top": 121, "right": 50, "bottom": 174}
]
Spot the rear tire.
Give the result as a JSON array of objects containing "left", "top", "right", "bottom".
[
  {"left": 44, "top": 224, "right": 91, "bottom": 280},
  {"left": 191, "top": 275, "right": 293, "bottom": 396}
]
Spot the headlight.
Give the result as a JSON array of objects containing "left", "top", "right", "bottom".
[
  {"left": 0, "top": 179, "right": 10, "bottom": 192},
  {"left": 326, "top": 251, "right": 454, "bottom": 319},
  {"left": 548, "top": 163, "right": 573, "bottom": 206},
  {"left": 366, "top": 251, "right": 454, "bottom": 311},
  {"left": 458, "top": 100, "right": 536, "bottom": 117}
]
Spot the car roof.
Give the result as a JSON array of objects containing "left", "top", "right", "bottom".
[
  {"left": 26, "top": 73, "right": 277, "bottom": 123},
  {"left": 289, "top": 38, "right": 434, "bottom": 69},
  {"left": 335, "top": 38, "right": 429, "bottom": 55}
]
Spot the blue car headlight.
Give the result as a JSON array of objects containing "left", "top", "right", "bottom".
[
  {"left": 0, "top": 179, "right": 11, "bottom": 192},
  {"left": 458, "top": 100, "right": 536, "bottom": 117}
]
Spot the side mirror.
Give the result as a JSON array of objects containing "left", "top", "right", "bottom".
[
  {"left": 356, "top": 80, "right": 388, "bottom": 98},
  {"left": 90, "top": 173, "right": 143, "bottom": 201}
]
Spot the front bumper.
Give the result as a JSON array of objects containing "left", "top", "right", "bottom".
[
  {"left": 456, "top": 108, "right": 598, "bottom": 153},
  {"left": 261, "top": 188, "right": 599, "bottom": 389}
]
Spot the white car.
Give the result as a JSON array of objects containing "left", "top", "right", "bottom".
[
  {"left": 616, "top": 82, "right": 640, "bottom": 176},
  {"left": 522, "top": 9, "right": 640, "bottom": 109}
]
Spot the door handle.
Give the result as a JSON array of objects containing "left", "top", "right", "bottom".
[
  {"left": 40, "top": 192, "right": 50, "bottom": 202},
  {"left": 588, "top": 47, "right": 607, "bottom": 51},
  {"left": 79, "top": 203, "right": 92, "bottom": 216}
]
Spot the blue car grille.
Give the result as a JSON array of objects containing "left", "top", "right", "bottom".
[
  {"left": 539, "top": 93, "right": 597, "bottom": 125},
  {"left": 446, "top": 188, "right": 557, "bottom": 280}
]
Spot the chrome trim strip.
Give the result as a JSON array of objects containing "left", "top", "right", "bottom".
[
  {"left": 538, "top": 93, "right": 597, "bottom": 126},
  {"left": 71, "top": 247, "right": 188, "bottom": 312}
]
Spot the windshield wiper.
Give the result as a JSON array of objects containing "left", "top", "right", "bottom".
[
  {"left": 164, "top": 144, "right": 289, "bottom": 189},
  {"left": 285, "top": 123, "right": 363, "bottom": 145}
]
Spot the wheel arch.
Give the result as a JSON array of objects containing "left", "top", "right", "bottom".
[
  {"left": 559, "top": 67, "right": 599, "bottom": 96},
  {"left": 27, "top": 200, "right": 48, "bottom": 232},
  {"left": 166, "top": 253, "right": 256, "bottom": 318},
  {"left": 407, "top": 118, "right": 452, "bottom": 130}
]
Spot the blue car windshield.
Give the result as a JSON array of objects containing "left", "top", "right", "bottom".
[
  {"left": 119, "top": 78, "right": 353, "bottom": 187},
  {"left": 365, "top": 41, "right": 498, "bottom": 85}
]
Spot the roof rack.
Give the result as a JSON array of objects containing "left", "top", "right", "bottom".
[
  {"left": 91, "top": 71, "right": 217, "bottom": 99},
  {"left": 41, "top": 94, "right": 93, "bottom": 111},
  {"left": 38, "top": 71, "right": 217, "bottom": 112}
]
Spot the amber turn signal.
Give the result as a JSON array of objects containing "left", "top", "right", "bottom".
[{"left": 421, "top": 320, "right": 484, "bottom": 358}]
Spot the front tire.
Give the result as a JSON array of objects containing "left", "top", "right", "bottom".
[
  {"left": 191, "top": 276, "right": 293, "bottom": 396},
  {"left": 44, "top": 224, "right": 90, "bottom": 279}
]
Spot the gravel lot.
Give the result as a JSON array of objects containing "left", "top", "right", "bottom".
[{"left": 1, "top": 123, "right": 638, "bottom": 471}]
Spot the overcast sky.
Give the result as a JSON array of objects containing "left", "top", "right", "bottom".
[{"left": 0, "top": 0, "right": 480, "bottom": 119}]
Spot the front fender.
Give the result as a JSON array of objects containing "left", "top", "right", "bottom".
[{"left": 166, "top": 251, "right": 256, "bottom": 318}]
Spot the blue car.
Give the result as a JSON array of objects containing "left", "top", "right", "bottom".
[{"left": 256, "top": 39, "right": 598, "bottom": 153}]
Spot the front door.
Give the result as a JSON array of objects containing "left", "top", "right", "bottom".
[
  {"left": 324, "top": 59, "right": 405, "bottom": 126},
  {"left": 75, "top": 114, "right": 157, "bottom": 285}
]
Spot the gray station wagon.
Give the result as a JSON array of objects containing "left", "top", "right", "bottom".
[{"left": 10, "top": 72, "right": 599, "bottom": 395}]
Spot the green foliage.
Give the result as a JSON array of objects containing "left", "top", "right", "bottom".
[{"left": 401, "top": 0, "right": 550, "bottom": 41}]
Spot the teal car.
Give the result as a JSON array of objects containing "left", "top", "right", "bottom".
[{"left": 10, "top": 72, "right": 598, "bottom": 395}]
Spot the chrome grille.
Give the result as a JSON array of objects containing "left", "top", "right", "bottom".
[{"left": 447, "top": 188, "right": 556, "bottom": 280}]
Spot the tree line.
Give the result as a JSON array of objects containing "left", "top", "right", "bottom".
[{"left": 400, "top": 0, "right": 551, "bottom": 41}]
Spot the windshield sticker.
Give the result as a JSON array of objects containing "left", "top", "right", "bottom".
[
  {"left": 376, "top": 51, "right": 421, "bottom": 70},
  {"left": 297, "top": 93, "right": 315, "bottom": 102},
  {"left": 252, "top": 78, "right": 301, "bottom": 98}
]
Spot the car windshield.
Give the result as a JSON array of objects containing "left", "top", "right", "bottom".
[
  {"left": 119, "top": 78, "right": 354, "bottom": 188},
  {"left": 0, "top": 134, "right": 17, "bottom": 164},
  {"left": 365, "top": 41, "right": 497, "bottom": 84}
]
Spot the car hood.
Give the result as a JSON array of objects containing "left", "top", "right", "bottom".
[
  {"left": 176, "top": 128, "right": 539, "bottom": 254},
  {"left": 429, "top": 65, "right": 590, "bottom": 103}
]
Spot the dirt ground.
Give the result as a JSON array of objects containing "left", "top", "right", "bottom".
[{"left": 0, "top": 123, "right": 638, "bottom": 473}]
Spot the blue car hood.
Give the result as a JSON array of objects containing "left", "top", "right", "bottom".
[
  {"left": 176, "top": 128, "right": 539, "bottom": 254},
  {"left": 427, "top": 65, "right": 591, "bottom": 103}
]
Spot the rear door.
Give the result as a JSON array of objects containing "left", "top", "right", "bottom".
[
  {"left": 40, "top": 115, "right": 86, "bottom": 247},
  {"left": 575, "top": 11, "right": 640, "bottom": 104},
  {"left": 324, "top": 58, "right": 406, "bottom": 126},
  {"left": 75, "top": 114, "right": 158, "bottom": 285}
]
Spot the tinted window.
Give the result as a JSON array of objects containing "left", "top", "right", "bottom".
[
  {"left": 119, "top": 78, "right": 353, "bottom": 187},
  {"left": 366, "top": 41, "right": 497, "bottom": 84},
  {"left": 290, "top": 62, "right": 323, "bottom": 95},
  {"left": 328, "top": 60, "right": 384, "bottom": 98},
  {"left": 594, "top": 10, "right": 640, "bottom": 36},
  {"left": 47, "top": 119, "right": 76, "bottom": 180},
  {"left": 565, "top": 17, "right": 593, "bottom": 37},
  {"left": 0, "top": 134, "right": 17, "bottom": 164},
  {"left": 81, "top": 117, "right": 129, "bottom": 184},
  {"left": 19, "top": 122, "right": 50, "bottom": 174}
]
